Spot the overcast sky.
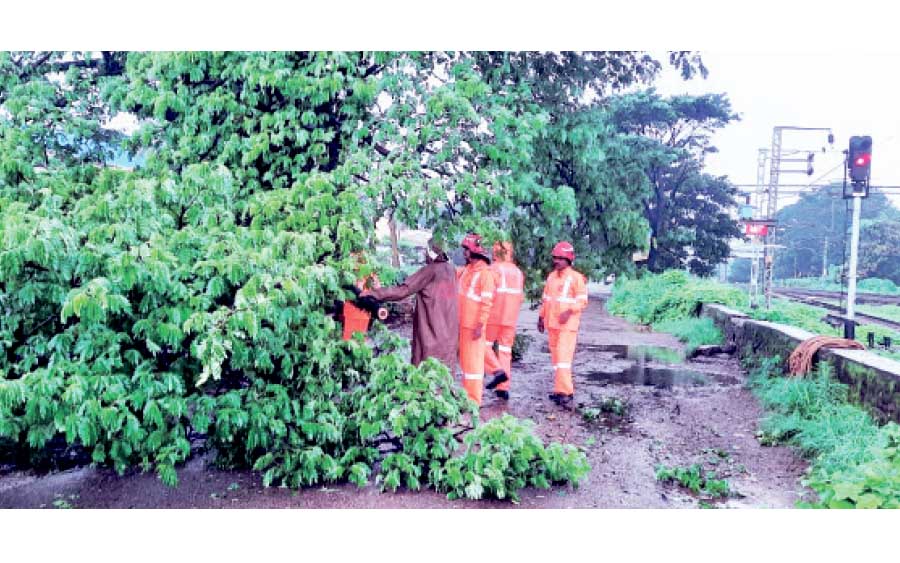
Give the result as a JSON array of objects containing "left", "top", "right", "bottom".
[{"left": 651, "top": 52, "right": 900, "bottom": 208}]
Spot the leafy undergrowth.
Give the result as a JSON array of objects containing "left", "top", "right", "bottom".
[
  {"left": 652, "top": 317, "right": 722, "bottom": 355},
  {"left": 606, "top": 270, "right": 744, "bottom": 325},
  {"left": 438, "top": 414, "right": 591, "bottom": 502},
  {"left": 748, "top": 358, "right": 900, "bottom": 508},
  {"left": 581, "top": 396, "right": 630, "bottom": 420},
  {"left": 655, "top": 463, "right": 732, "bottom": 499}
]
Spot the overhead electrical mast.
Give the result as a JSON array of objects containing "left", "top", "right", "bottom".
[{"left": 763, "top": 126, "right": 834, "bottom": 309}]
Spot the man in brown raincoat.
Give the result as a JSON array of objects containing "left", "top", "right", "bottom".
[{"left": 361, "top": 238, "right": 459, "bottom": 372}]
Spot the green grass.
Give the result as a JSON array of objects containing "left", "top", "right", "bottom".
[
  {"left": 857, "top": 304, "right": 900, "bottom": 323},
  {"left": 606, "top": 270, "right": 744, "bottom": 325},
  {"left": 740, "top": 298, "right": 836, "bottom": 335},
  {"left": 607, "top": 271, "right": 900, "bottom": 361},
  {"left": 652, "top": 317, "right": 722, "bottom": 355},
  {"left": 748, "top": 358, "right": 900, "bottom": 508}
]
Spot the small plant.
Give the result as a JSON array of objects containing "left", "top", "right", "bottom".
[
  {"left": 580, "top": 397, "right": 629, "bottom": 422},
  {"left": 655, "top": 463, "right": 732, "bottom": 499},
  {"left": 598, "top": 397, "right": 629, "bottom": 417},
  {"left": 436, "top": 414, "right": 590, "bottom": 502}
]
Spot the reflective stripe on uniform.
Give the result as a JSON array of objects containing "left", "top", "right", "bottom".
[
  {"left": 463, "top": 372, "right": 484, "bottom": 380},
  {"left": 557, "top": 297, "right": 577, "bottom": 303},
  {"left": 464, "top": 272, "right": 482, "bottom": 302},
  {"left": 561, "top": 276, "right": 572, "bottom": 300},
  {"left": 498, "top": 345, "right": 513, "bottom": 353},
  {"left": 555, "top": 362, "right": 571, "bottom": 369},
  {"left": 497, "top": 288, "right": 523, "bottom": 294}
]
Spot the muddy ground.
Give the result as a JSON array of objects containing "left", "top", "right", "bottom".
[{"left": 0, "top": 293, "right": 811, "bottom": 508}]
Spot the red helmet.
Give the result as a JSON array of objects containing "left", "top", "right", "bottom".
[
  {"left": 461, "top": 233, "right": 488, "bottom": 257},
  {"left": 551, "top": 241, "right": 575, "bottom": 263}
]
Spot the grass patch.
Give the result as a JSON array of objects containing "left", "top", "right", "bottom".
[
  {"left": 748, "top": 358, "right": 900, "bottom": 508},
  {"left": 858, "top": 304, "right": 900, "bottom": 324},
  {"left": 607, "top": 270, "right": 744, "bottom": 325},
  {"left": 779, "top": 277, "right": 900, "bottom": 295}
]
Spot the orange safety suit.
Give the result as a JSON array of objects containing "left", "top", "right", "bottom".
[
  {"left": 484, "top": 247, "right": 524, "bottom": 392},
  {"left": 457, "top": 259, "right": 495, "bottom": 406},
  {"left": 342, "top": 274, "right": 381, "bottom": 341},
  {"left": 539, "top": 266, "right": 588, "bottom": 396}
]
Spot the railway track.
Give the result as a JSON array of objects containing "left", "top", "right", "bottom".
[
  {"left": 773, "top": 288, "right": 900, "bottom": 333},
  {"left": 773, "top": 287, "right": 900, "bottom": 306}
]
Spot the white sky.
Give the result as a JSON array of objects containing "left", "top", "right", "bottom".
[{"left": 652, "top": 53, "right": 900, "bottom": 209}]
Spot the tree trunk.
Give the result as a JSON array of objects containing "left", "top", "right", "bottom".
[{"left": 388, "top": 211, "right": 401, "bottom": 268}]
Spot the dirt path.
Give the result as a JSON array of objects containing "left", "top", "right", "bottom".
[{"left": 0, "top": 293, "right": 810, "bottom": 508}]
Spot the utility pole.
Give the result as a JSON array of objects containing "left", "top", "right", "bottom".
[{"left": 763, "top": 126, "right": 834, "bottom": 309}]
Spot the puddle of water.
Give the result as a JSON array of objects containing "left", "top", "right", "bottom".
[
  {"left": 626, "top": 345, "right": 685, "bottom": 364},
  {"left": 583, "top": 364, "right": 710, "bottom": 389},
  {"left": 577, "top": 343, "right": 684, "bottom": 364}
]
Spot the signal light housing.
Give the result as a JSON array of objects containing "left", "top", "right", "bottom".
[{"left": 848, "top": 136, "right": 872, "bottom": 185}]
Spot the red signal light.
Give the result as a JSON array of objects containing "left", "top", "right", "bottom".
[{"left": 854, "top": 154, "right": 871, "bottom": 167}]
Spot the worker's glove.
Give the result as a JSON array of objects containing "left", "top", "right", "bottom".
[
  {"left": 355, "top": 295, "right": 381, "bottom": 314},
  {"left": 537, "top": 317, "right": 545, "bottom": 333}
]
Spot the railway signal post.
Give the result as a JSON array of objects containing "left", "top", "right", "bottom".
[{"left": 843, "top": 136, "right": 873, "bottom": 340}]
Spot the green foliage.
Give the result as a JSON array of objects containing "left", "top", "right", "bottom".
[
  {"left": 748, "top": 360, "right": 900, "bottom": 509},
  {"left": 1, "top": 51, "right": 717, "bottom": 498},
  {"left": 742, "top": 299, "right": 836, "bottom": 336},
  {"left": 607, "top": 91, "right": 741, "bottom": 276},
  {"left": 655, "top": 463, "right": 731, "bottom": 498},
  {"left": 581, "top": 396, "right": 629, "bottom": 421},
  {"left": 437, "top": 414, "right": 590, "bottom": 502},
  {"left": 606, "top": 270, "right": 744, "bottom": 325},
  {"left": 858, "top": 278, "right": 900, "bottom": 294},
  {"left": 652, "top": 317, "right": 722, "bottom": 355},
  {"left": 804, "top": 423, "right": 900, "bottom": 509}
]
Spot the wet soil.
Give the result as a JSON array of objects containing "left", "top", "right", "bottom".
[{"left": 0, "top": 293, "right": 810, "bottom": 508}]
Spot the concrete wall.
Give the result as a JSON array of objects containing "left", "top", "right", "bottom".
[{"left": 701, "top": 303, "right": 900, "bottom": 423}]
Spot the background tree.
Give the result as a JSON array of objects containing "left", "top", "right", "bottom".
[
  {"left": 1, "top": 51, "right": 708, "bottom": 492},
  {"left": 772, "top": 183, "right": 898, "bottom": 281},
  {"left": 605, "top": 90, "right": 741, "bottom": 276}
]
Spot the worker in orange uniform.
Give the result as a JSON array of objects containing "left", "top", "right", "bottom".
[
  {"left": 483, "top": 241, "right": 524, "bottom": 401},
  {"left": 457, "top": 233, "right": 496, "bottom": 406},
  {"left": 537, "top": 241, "right": 588, "bottom": 408},
  {"left": 342, "top": 254, "right": 381, "bottom": 341}
]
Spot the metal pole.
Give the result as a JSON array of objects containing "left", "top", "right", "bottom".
[
  {"left": 764, "top": 128, "right": 782, "bottom": 309},
  {"left": 845, "top": 193, "right": 862, "bottom": 340},
  {"left": 749, "top": 243, "right": 757, "bottom": 308}
]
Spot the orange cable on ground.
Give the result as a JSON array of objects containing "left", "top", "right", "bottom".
[{"left": 788, "top": 336, "right": 865, "bottom": 376}]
